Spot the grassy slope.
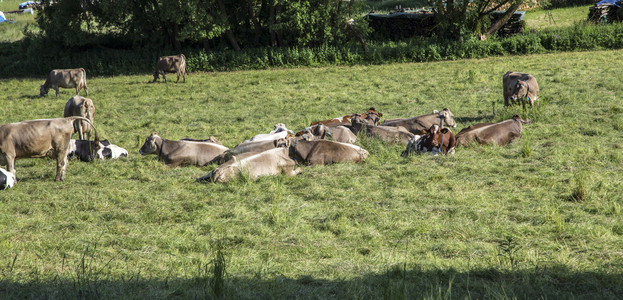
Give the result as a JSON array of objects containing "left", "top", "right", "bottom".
[
  {"left": 524, "top": 5, "right": 592, "bottom": 30},
  {"left": 0, "top": 49, "right": 622, "bottom": 298},
  {"left": 0, "top": 0, "right": 37, "bottom": 43}
]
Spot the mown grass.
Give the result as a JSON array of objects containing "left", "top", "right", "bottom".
[
  {"left": 1, "top": 49, "right": 623, "bottom": 298},
  {"left": 0, "top": 0, "right": 37, "bottom": 43},
  {"left": 524, "top": 5, "right": 593, "bottom": 30}
]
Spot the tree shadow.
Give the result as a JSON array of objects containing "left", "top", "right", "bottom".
[{"left": 1, "top": 264, "right": 620, "bottom": 299}]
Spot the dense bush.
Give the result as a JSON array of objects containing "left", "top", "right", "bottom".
[{"left": 1, "top": 22, "right": 622, "bottom": 78}]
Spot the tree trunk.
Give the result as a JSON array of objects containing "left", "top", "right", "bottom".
[
  {"left": 482, "top": 1, "right": 522, "bottom": 39},
  {"left": 216, "top": 0, "right": 241, "bottom": 51},
  {"left": 246, "top": 0, "right": 263, "bottom": 44},
  {"left": 268, "top": 0, "right": 277, "bottom": 47},
  {"left": 172, "top": 23, "right": 182, "bottom": 52}
]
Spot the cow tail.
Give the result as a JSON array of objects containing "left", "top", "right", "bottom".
[
  {"left": 181, "top": 54, "right": 187, "bottom": 73},
  {"left": 80, "top": 68, "right": 87, "bottom": 90}
]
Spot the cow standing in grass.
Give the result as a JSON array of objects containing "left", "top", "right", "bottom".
[
  {"left": 40, "top": 68, "right": 88, "bottom": 97},
  {"left": 0, "top": 117, "right": 99, "bottom": 181},
  {"left": 503, "top": 72, "right": 539, "bottom": 107},
  {"left": 153, "top": 54, "right": 187, "bottom": 83},
  {"left": 64, "top": 96, "right": 95, "bottom": 141}
]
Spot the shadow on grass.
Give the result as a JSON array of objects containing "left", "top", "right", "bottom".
[{"left": 1, "top": 264, "right": 621, "bottom": 299}]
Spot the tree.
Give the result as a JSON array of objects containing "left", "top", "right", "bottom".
[{"left": 431, "top": 0, "right": 527, "bottom": 40}]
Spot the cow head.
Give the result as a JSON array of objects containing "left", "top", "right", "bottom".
[
  {"left": 312, "top": 124, "right": 333, "bottom": 140},
  {"left": 39, "top": 85, "right": 49, "bottom": 97},
  {"left": 139, "top": 132, "right": 160, "bottom": 155},
  {"left": 274, "top": 138, "right": 290, "bottom": 149},
  {"left": 361, "top": 107, "right": 382, "bottom": 126},
  {"left": 508, "top": 81, "right": 529, "bottom": 103},
  {"left": 434, "top": 108, "right": 457, "bottom": 128}
]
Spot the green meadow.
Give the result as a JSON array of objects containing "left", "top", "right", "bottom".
[{"left": 1, "top": 49, "right": 622, "bottom": 298}]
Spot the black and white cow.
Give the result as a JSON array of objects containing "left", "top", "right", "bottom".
[
  {"left": 0, "top": 167, "right": 15, "bottom": 190},
  {"left": 68, "top": 139, "right": 128, "bottom": 162}
]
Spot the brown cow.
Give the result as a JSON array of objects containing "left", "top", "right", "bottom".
[
  {"left": 0, "top": 117, "right": 99, "bottom": 181},
  {"left": 40, "top": 68, "right": 88, "bottom": 97},
  {"left": 288, "top": 139, "right": 368, "bottom": 166},
  {"left": 402, "top": 125, "right": 456, "bottom": 156},
  {"left": 64, "top": 96, "right": 95, "bottom": 141},
  {"left": 310, "top": 107, "right": 382, "bottom": 127},
  {"left": 209, "top": 138, "right": 292, "bottom": 165},
  {"left": 456, "top": 115, "right": 529, "bottom": 147},
  {"left": 197, "top": 148, "right": 301, "bottom": 183},
  {"left": 503, "top": 72, "right": 539, "bottom": 107},
  {"left": 310, "top": 124, "right": 358, "bottom": 144},
  {"left": 138, "top": 132, "right": 228, "bottom": 167},
  {"left": 153, "top": 54, "right": 187, "bottom": 83},
  {"left": 349, "top": 114, "right": 414, "bottom": 145},
  {"left": 382, "top": 108, "right": 457, "bottom": 135}
]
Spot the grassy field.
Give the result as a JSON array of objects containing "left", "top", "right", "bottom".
[
  {"left": 0, "top": 0, "right": 37, "bottom": 43},
  {"left": 524, "top": 5, "right": 593, "bottom": 30},
  {"left": 1, "top": 49, "right": 622, "bottom": 298}
]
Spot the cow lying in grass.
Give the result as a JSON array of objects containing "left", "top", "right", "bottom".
[
  {"left": 309, "top": 107, "right": 383, "bottom": 127},
  {"left": 298, "top": 124, "right": 357, "bottom": 144},
  {"left": 456, "top": 115, "right": 529, "bottom": 147},
  {"left": 244, "top": 123, "right": 295, "bottom": 143},
  {"left": 139, "top": 132, "right": 228, "bottom": 167},
  {"left": 0, "top": 168, "right": 15, "bottom": 190},
  {"left": 0, "top": 117, "right": 99, "bottom": 181},
  {"left": 68, "top": 139, "right": 128, "bottom": 162},
  {"left": 287, "top": 139, "right": 369, "bottom": 166},
  {"left": 197, "top": 148, "right": 301, "bottom": 183},
  {"left": 382, "top": 108, "right": 457, "bottom": 135},
  {"left": 348, "top": 114, "right": 414, "bottom": 145},
  {"left": 402, "top": 124, "right": 456, "bottom": 157}
]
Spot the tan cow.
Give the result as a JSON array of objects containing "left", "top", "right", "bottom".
[
  {"left": 64, "top": 96, "right": 95, "bottom": 141},
  {"left": 40, "top": 68, "right": 88, "bottom": 97},
  {"left": 349, "top": 114, "right": 414, "bottom": 145},
  {"left": 138, "top": 132, "right": 228, "bottom": 167},
  {"left": 197, "top": 148, "right": 301, "bottom": 183},
  {"left": 0, "top": 117, "right": 99, "bottom": 181},
  {"left": 456, "top": 115, "right": 530, "bottom": 147},
  {"left": 503, "top": 72, "right": 539, "bottom": 107},
  {"left": 302, "top": 124, "right": 357, "bottom": 144},
  {"left": 288, "top": 139, "right": 368, "bottom": 166},
  {"left": 153, "top": 54, "right": 187, "bottom": 83},
  {"left": 382, "top": 108, "right": 457, "bottom": 135}
]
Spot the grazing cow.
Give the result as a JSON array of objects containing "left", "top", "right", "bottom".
[
  {"left": 0, "top": 168, "right": 15, "bottom": 190},
  {"left": 503, "top": 72, "right": 539, "bottom": 107},
  {"left": 310, "top": 107, "right": 383, "bottom": 127},
  {"left": 0, "top": 117, "right": 99, "bottom": 181},
  {"left": 68, "top": 139, "right": 128, "bottom": 162},
  {"left": 456, "top": 115, "right": 529, "bottom": 147},
  {"left": 64, "top": 96, "right": 95, "bottom": 141},
  {"left": 288, "top": 139, "right": 369, "bottom": 166},
  {"left": 244, "top": 123, "right": 294, "bottom": 143},
  {"left": 402, "top": 125, "right": 456, "bottom": 156},
  {"left": 382, "top": 108, "right": 457, "bottom": 135},
  {"left": 349, "top": 114, "right": 414, "bottom": 145},
  {"left": 197, "top": 148, "right": 302, "bottom": 183},
  {"left": 139, "top": 132, "right": 228, "bottom": 167},
  {"left": 40, "top": 68, "right": 88, "bottom": 97},
  {"left": 153, "top": 54, "right": 187, "bottom": 83}
]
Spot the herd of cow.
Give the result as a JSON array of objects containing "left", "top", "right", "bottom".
[{"left": 0, "top": 54, "right": 540, "bottom": 189}]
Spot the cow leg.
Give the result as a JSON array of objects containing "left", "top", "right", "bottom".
[
  {"left": 77, "top": 120, "right": 84, "bottom": 140},
  {"left": 182, "top": 70, "right": 186, "bottom": 83},
  {"left": 55, "top": 87, "right": 60, "bottom": 97},
  {"left": 176, "top": 71, "right": 180, "bottom": 83},
  {"left": 162, "top": 72, "right": 167, "bottom": 83},
  {"left": 55, "top": 151, "right": 69, "bottom": 181},
  {"left": 0, "top": 153, "right": 16, "bottom": 181}
]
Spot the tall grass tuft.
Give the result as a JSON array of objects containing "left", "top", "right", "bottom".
[
  {"left": 211, "top": 240, "right": 227, "bottom": 299},
  {"left": 568, "top": 173, "right": 588, "bottom": 202}
]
